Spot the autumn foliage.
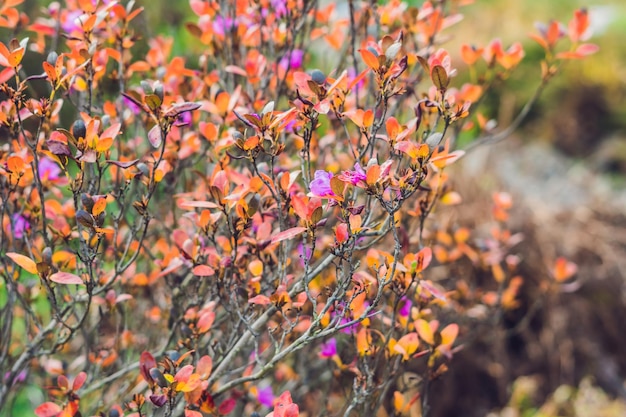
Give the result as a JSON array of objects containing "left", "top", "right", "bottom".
[{"left": 0, "top": 1, "right": 596, "bottom": 416}]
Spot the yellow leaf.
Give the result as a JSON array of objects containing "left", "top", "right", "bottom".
[
  {"left": 440, "top": 323, "right": 458, "bottom": 346},
  {"left": 154, "top": 168, "right": 164, "bottom": 183},
  {"left": 440, "top": 191, "right": 462, "bottom": 205},
  {"left": 396, "top": 333, "right": 420, "bottom": 361},
  {"left": 6, "top": 252, "right": 38, "bottom": 275},
  {"left": 248, "top": 259, "right": 263, "bottom": 276},
  {"left": 415, "top": 319, "right": 435, "bottom": 345}
]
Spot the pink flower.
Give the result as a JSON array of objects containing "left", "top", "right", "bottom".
[
  {"left": 279, "top": 49, "right": 304, "bottom": 70},
  {"left": 38, "top": 157, "right": 62, "bottom": 182},
  {"left": 10, "top": 214, "right": 29, "bottom": 239},
  {"left": 338, "top": 163, "right": 367, "bottom": 186},
  {"left": 309, "top": 170, "right": 335, "bottom": 197}
]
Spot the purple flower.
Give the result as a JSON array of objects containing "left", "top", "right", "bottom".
[
  {"left": 319, "top": 338, "right": 337, "bottom": 358},
  {"left": 398, "top": 297, "right": 412, "bottom": 317},
  {"left": 338, "top": 163, "right": 367, "bottom": 186},
  {"left": 309, "top": 170, "right": 335, "bottom": 197},
  {"left": 279, "top": 49, "right": 304, "bottom": 70},
  {"left": 10, "top": 214, "right": 29, "bottom": 239},
  {"left": 39, "top": 157, "right": 61, "bottom": 182},
  {"left": 256, "top": 386, "right": 274, "bottom": 408}
]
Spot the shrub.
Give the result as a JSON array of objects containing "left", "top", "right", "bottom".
[{"left": 0, "top": 1, "right": 596, "bottom": 416}]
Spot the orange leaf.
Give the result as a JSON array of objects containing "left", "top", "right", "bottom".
[
  {"left": 92, "top": 198, "right": 107, "bottom": 216},
  {"left": 248, "top": 259, "right": 263, "bottom": 276},
  {"left": 553, "top": 257, "right": 577, "bottom": 282},
  {"left": 366, "top": 164, "right": 380, "bottom": 186},
  {"left": 8, "top": 47, "right": 24, "bottom": 67},
  {"left": 393, "top": 391, "right": 405, "bottom": 413},
  {"left": 359, "top": 49, "right": 380, "bottom": 71},
  {"left": 7, "top": 155, "right": 24, "bottom": 173},
  {"left": 6, "top": 252, "right": 38, "bottom": 274},
  {"left": 356, "top": 327, "right": 372, "bottom": 356}
]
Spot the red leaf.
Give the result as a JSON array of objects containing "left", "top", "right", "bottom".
[
  {"left": 197, "top": 311, "right": 215, "bottom": 333},
  {"left": 34, "top": 402, "right": 62, "bottom": 417},
  {"left": 72, "top": 372, "right": 87, "bottom": 391},
  {"left": 248, "top": 295, "right": 271, "bottom": 305},
  {"left": 196, "top": 355, "right": 213, "bottom": 379},
  {"left": 284, "top": 404, "right": 300, "bottom": 417},
  {"left": 139, "top": 351, "right": 156, "bottom": 383},
  {"left": 57, "top": 375, "right": 69, "bottom": 390},
  {"left": 270, "top": 227, "right": 307, "bottom": 244},
  {"left": 416, "top": 247, "right": 433, "bottom": 272},
  {"left": 185, "top": 410, "right": 203, "bottom": 417},
  {"left": 218, "top": 398, "right": 236, "bottom": 415},
  {"left": 49, "top": 272, "right": 84, "bottom": 285}
]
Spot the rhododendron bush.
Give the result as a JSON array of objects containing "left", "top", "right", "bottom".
[{"left": 0, "top": 0, "right": 596, "bottom": 416}]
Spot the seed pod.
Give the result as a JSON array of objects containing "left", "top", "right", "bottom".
[
  {"left": 136, "top": 162, "right": 150, "bottom": 177},
  {"left": 165, "top": 350, "right": 181, "bottom": 363},
  {"left": 72, "top": 120, "right": 86, "bottom": 140},
  {"left": 95, "top": 211, "right": 106, "bottom": 227},
  {"left": 154, "top": 82, "right": 164, "bottom": 102},
  {"left": 42, "top": 247, "right": 53, "bottom": 265},
  {"left": 310, "top": 69, "right": 326, "bottom": 84},
  {"left": 81, "top": 194, "right": 94, "bottom": 212},
  {"left": 148, "top": 368, "right": 169, "bottom": 388},
  {"left": 76, "top": 210, "right": 95, "bottom": 229},
  {"left": 46, "top": 51, "right": 58, "bottom": 66}
]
